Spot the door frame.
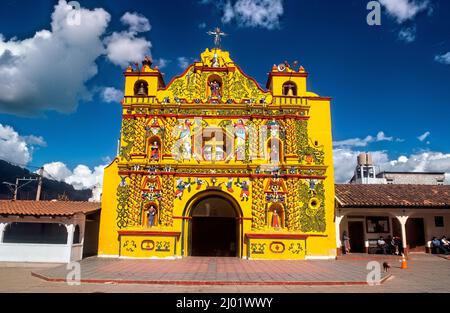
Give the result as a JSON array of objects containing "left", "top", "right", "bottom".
[
  {"left": 347, "top": 220, "right": 366, "bottom": 253},
  {"left": 182, "top": 190, "right": 243, "bottom": 257}
]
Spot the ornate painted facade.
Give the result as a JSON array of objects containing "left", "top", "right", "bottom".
[{"left": 98, "top": 45, "right": 336, "bottom": 260}]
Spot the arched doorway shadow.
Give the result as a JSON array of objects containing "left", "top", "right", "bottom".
[{"left": 183, "top": 190, "right": 242, "bottom": 257}]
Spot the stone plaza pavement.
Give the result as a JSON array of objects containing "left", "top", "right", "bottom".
[{"left": 0, "top": 253, "right": 449, "bottom": 293}]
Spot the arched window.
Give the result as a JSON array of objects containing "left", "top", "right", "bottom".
[
  {"left": 282, "top": 81, "right": 297, "bottom": 96},
  {"left": 134, "top": 80, "right": 149, "bottom": 96}
]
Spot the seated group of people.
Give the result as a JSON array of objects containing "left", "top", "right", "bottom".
[
  {"left": 431, "top": 236, "right": 450, "bottom": 255},
  {"left": 377, "top": 235, "right": 402, "bottom": 255}
]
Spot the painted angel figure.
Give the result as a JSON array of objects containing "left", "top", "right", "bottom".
[
  {"left": 175, "top": 179, "right": 190, "bottom": 200},
  {"left": 235, "top": 179, "right": 250, "bottom": 201}
]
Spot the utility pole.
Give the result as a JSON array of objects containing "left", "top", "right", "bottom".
[
  {"left": 36, "top": 167, "right": 44, "bottom": 201},
  {"left": 3, "top": 177, "right": 38, "bottom": 200},
  {"left": 13, "top": 178, "right": 19, "bottom": 200}
]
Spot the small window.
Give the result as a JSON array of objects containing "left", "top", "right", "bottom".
[
  {"left": 282, "top": 81, "right": 297, "bottom": 96},
  {"left": 435, "top": 216, "right": 444, "bottom": 227}
]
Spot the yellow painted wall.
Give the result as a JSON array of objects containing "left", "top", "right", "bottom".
[
  {"left": 120, "top": 235, "right": 177, "bottom": 258},
  {"left": 98, "top": 159, "right": 121, "bottom": 256},
  {"left": 247, "top": 238, "right": 306, "bottom": 260}
]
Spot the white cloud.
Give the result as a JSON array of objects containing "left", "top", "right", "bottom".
[
  {"left": 198, "top": 22, "right": 207, "bottom": 29},
  {"left": 376, "top": 131, "right": 393, "bottom": 142},
  {"left": 153, "top": 58, "right": 170, "bottom": 69},
  {"left": 379, "top": 0, "right": 430, "bottom": 23},
  {"left": 101, "top": 87, "right": 123, "bottom": 103},
  {"left": 386, "top": 152, "right": 450, "bottom": 183},
  {"left": 104, "top": 31, "right": 151, "bottom": 68},
  {"left": 42, "top": 161, "right": 106, "bottom": 193},
  {"left": 104, "top": 11, "right": 152, "bottom": 68},
  {"left": 417, "top": 131, "right": 430, "bottom": 142},
  {"left": 41, "top": 161, "right": 72, "bottom": 181},
  {"left": 65, "top": 164, "right": 105, "bottom": 191},
  {"left": 222, "top": 1, "right": 235, "bottom": 24},
  {"left": 333, "top": 148, "right": 389, "bottom": 183},
  {"left": 398, "top": 26, "right": 416, "bottom": 43},
  {"left": 434, "top": 52, "right": 450, "bottom": 65},
  {"left": 204, "top": 0, "right": 284, "bottom": 30},
  {"left": 333, "top": 148, "right": 450, "bottom": 184},
  {"left": 0, "top": 124, "right": 46, "bottom": 165},
  {"left": 0, "top": 0, "right": 110, "bottom": 116},
  {"left": 333, "top": 131, "right": 396, "bottom": 148},
  {"left": 23, "top": 135, "right": 47, "bottom": 147},
  {"left": 120, "top": 12, "right": 151, "bottom": 33},
  {"left": 177, "top": 57, "right": 191, "bottom": 69},
  {"left": 333, "top": 135, "right": 374, "bottom": 148}
]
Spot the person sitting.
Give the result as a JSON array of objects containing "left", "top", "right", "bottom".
[
  {"left": 432, "top": 236, "right": 450, "bottom": 255},
  {"left": 377, "top": 236, "right": 388, "bottom": 254},
  {"left": 441, "top": 236, "right": 450, "bottom": 251}
]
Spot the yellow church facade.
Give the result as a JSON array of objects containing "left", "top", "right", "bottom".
[{"left": 98, "top": 45, "right": 336, "bottom": 260}]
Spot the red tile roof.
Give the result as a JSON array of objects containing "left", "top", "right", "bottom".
[
  {"left": 0, "top": 200, "right": 100, "bottom": 216},
  {"left": 335, "top": 184, "right": 450, "bottom": 208}
]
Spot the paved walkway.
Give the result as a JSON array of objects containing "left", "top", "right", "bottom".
[
  {"left": 32, "top": 256, "right": 391, "bottom": 285},
  {"left": 0, "top": 254, "right": 448, "bottom": 292}
]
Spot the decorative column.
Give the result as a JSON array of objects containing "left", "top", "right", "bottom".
[
  {"left": 0, "top": 223, "right": 8, "bottom": 243},
  {"left": 284, "top": 118, "right": 298, "bottom": 163},
  {"left": 335, "top": 214, "right": 344, "bottom": 255},
  {"left": 395, "top": 215, "right": 409, "bottom": 256},
  {"left": 65, "top": 224, "right": 75, "bottom": 263},
  {"left": 66, "top": 224, "right": 75, "bottom": 246}
]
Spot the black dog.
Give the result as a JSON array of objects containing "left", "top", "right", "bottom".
[{"left": 383, "top": 262, "right": 391, "bottom": 272}]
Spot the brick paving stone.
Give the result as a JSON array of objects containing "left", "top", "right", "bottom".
[{"left": 0, "top": 253, "right": 448, "bottom": 292}]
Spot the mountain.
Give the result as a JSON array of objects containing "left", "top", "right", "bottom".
[{"left": 0, "top": 159, "right": 92, "bottom": 201}]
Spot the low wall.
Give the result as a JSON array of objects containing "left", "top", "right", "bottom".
[{"left": 0, "top": 243, "right": 71, "bottom": 263}]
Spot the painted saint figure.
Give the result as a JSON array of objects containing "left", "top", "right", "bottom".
[
  {"left": 272, "top": 209, "right": 280, "bottom": 229},
  {"left": 151, "top": 141, "right": 159, "bottom": 160},
  {"left": 209, "top": 80, "right": 221, "bottom": 98},
  {"left": 148, "top": 205, "right": 157, "bottom": 227}
]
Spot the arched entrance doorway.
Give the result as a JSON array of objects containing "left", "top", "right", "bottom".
[{"left": 187, "top": 192, "right": 241, "bottom": 257}]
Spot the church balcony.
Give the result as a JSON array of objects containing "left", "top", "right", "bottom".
[
  {"left": 121, "top": 97, "right": 310, "bottom": 119},
  {"left": 123, "top": 96, "right": 158, "bottom": 105},
  {"left": 272, "top": 96, "right": 306, "bottom": 106}
]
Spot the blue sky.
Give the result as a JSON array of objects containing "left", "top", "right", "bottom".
[{"left": 0, "top": 0, "right": 449, "bottom": 191}]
